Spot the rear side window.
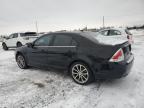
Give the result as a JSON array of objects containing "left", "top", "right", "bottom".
[
  {"left": 52, "top": 35, "right": 76, "bottom": 46},
  {"left": 100, "top": 30, "right": 109, "bottom": 36},
  {"left": 109, "top": 30, "right": 121, "bottom": 36},
  {"left": 34, "top": 35, "right": 53, "bottom": 46}
]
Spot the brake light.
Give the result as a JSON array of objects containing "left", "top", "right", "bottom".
[{"left": 109, "top": 48, "right": 124, "bottom": 62}]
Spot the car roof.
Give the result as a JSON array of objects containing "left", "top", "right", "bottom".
[
  {"left": 47, "top": 31, "right": 99, "bottom": 44},
  {"left": 48, "top": 31, "right": 97, "bottom": 39}
]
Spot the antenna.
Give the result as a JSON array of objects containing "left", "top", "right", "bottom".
[
  {"left": 103, "top": 16, "right": 105, "bottom": 28},
  {"left": 35, "top": 21, "right": 39, "bottom": 34}
]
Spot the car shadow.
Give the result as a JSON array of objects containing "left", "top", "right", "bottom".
[
  {"left": 29, "top": 67, "right": 70, "bottom": 78},
  {"left": 20, "top": 66, "right": 135, "bottom": 91}
]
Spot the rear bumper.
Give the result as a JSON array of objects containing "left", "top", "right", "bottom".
[{"left": 93, "top": 53, "right": 134, "bottom": 79}]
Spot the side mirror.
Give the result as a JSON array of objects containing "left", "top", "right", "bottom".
[{"left": 26, "top": 42, "right": 33, "bottom": 48}]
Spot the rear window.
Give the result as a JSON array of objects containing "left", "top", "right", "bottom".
[
  {"left": 80, "top": 32, "right": 99, "bottom": 43},
  {"left": 100, "top": 30, "right": 109, "bottom": 36},
  {"left": 20, "top": 32, "right": 37, "bottom": 37},
  {"left": 125, "top": 29, "right": 132, "bottom": 35}
]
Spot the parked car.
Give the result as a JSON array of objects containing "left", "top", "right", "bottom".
[
  {"left": 95, "top": 28, "right": 134, "bottom": 45},
  {"left": 2, "top": 32, "right": 40, "bottom": 50},
  {"left": 15, "top": 32, "right": 134, "bottom": 85}
]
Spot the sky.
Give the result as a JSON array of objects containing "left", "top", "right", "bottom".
[{"left": 0, "top": 0, "right": 144, "bottom": 34}]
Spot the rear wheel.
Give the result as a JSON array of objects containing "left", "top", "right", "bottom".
[
  {"left": 16, "top": 54, "right": 28, "bottom": 69},
  {"left": 70, "top": 62, "right": 94, "bottom": 85},
  {"left": 2, "top": 43, "right": 8, "bottom": 50},
  {"left": 17, "top": 42, "right": 22, "bottom": 47}
]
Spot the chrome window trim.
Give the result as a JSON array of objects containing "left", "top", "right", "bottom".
[{"left": 34, "top": 46, "right": 76, "bottom": 48}]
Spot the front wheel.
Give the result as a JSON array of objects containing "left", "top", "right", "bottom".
[
  {"left": 2, "top": 43, "right": 8, "bottom": 50},
  {"left": 16, "top": 54, "right": 28, "bottom": 69},
  {"left": 70, "top": 62, "right": 94, "bottom": 85}
]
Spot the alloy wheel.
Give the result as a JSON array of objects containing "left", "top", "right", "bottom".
[
  {"left": 72, "top": 64, "right": 89, "bottom": 84},
  {"left": 2, "top": 43, "right": 8, "bottom": 50},
  {"left": 17, "top": 55, "right": 26, "bottom": 69}
]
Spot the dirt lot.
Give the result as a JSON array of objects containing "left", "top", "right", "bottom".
[{"left": 0, "top": 33, "right": 144, "bottom": 108}]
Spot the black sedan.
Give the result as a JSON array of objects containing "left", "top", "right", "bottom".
[{"left": 15, "top": 32, "right": 134, "bottom": 85}]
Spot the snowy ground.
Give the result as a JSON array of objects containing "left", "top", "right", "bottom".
[
  {"left": 0, "top": 31, "right": 144, "bottom": 108},
  {"left": 130, "top": 29, "right": 144, "bottom": 36}
]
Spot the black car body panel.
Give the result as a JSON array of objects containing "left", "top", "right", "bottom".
[{"left": 15, "top": 32, "right": 134, "bottom": 79}]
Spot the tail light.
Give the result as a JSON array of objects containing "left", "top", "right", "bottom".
[{"left": 109, "top": 48, "right": 124, "bottom": 62}]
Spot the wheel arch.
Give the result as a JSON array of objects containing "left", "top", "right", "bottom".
[
  {"left": 68, "top": 59, "right": 96, "bottom": 84},
  {"left": 15, "top": 51, "right": 23, "bottom": 59},
  {"left": 16, "top": 41, "right": 22, "bottom": 46},
  {"left": 15, "top": 51, "right": 27, "bottom": 62},
  {"left": 16, "top": 51, "right": 28, "bottom": 69},
  {"left": 68, "top": 59, "right": 93, "bottom": 74}
]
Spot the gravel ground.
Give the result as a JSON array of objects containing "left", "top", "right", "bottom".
[{"left": 0, "top": 33, "right": 144, "bottom": 108}]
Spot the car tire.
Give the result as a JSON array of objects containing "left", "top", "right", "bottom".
[
  {"left": 2, "top": 43, "right": 8, "bottom": 50},
  {"left": 17, "top": 42, "right": 22, "bottom": 47},
  {"left": 16, "top": 54, "right": 28, "bottom": 69},
  {"left": 70, "top": 62, "right": 94, "bottom": 85}
]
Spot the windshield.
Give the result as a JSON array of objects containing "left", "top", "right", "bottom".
[{"left": 20, "top": 32, "right": 37, "bottom": 37}]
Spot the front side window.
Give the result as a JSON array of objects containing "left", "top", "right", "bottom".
[
  {"left": 109, "top": 30, "right": 121, "bottom": 36},
  {"left": 9, "top": 35, "right": 14, "bottom": 39},
  {"left": 53, "top": 35, "right": 76, "bottom": 46},
  {"left": 34, "top": 35, "right": 53, "bottom": 46},
  {"left": 9, "top": 33, "right": 18, "bottom": 39},
  {"left": 13, "top": 33, "right": 18, "bottom": 38}
]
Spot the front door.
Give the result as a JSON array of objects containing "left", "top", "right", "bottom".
[
  {"left": 6, "top": 33, "right": 18, "bottom": 47},
  {"left": 27, "top": 34, "right": 53, "bottom": 68}
]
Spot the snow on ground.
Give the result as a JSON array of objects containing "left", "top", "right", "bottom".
[
  {"left": 129, "top": 29, "right": 144, "bottom": 36},
  {"left": 0, "top": 33, "right": 144, "bottom": 108}
]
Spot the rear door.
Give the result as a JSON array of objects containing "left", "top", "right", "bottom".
[{"left": 46, "top": 34, "right": 77, "bottom": 69}]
